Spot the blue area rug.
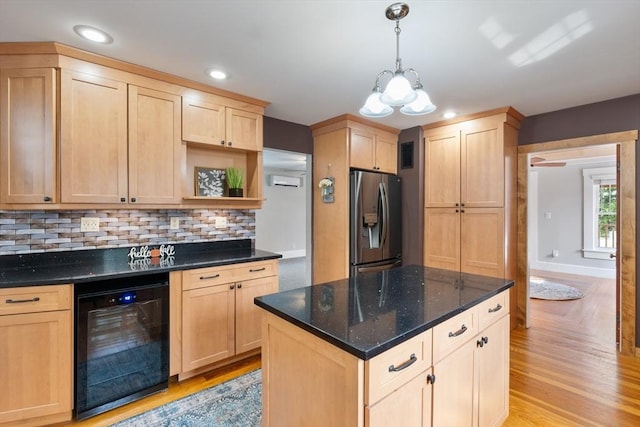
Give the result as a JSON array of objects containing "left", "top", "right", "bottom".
[{"left": 111, "top": 369, "right": 261, "bottom": 426}]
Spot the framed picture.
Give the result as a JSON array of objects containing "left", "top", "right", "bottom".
[{"left": 195, "top": 167, "right": 226, "bottom": 197}]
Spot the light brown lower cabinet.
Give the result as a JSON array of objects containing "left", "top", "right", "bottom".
[
  {"left": 366, "top": 368, "right": 434, "bottom": 427},
  {"left": 261, "top": 289, "right": 510, "bottom": 427},
  {"left": 0, "top": 285, "right": 72, "bottom": 426},
  {"left": 432, "top": 292, "right": 510, "bottom": 427},
  {"left": 180, "top": 260, "right": 278, "bottom": 377}
]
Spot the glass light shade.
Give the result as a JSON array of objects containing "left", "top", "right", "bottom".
[
  {"left": 359, "top": 91, "right": 393, "bottom": 117},
  {"left": 400, "top": 88, "right": 437, "bottom": 115},
  {"left": 380, "top": 73, "right": 417, "bottom": 106}
]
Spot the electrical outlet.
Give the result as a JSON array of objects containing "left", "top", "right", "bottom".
[
  {"left": 214, "top": 216, "right": 227, "bottom": 228},
  {"left": 552, "top": 249, "right": 559, "bottom": 257},
  {"left": 80, "top": 217, "right": 99, "bottom": 232},
  {"left": 170, "top": 217, "right": 180, "bottom": 230}
]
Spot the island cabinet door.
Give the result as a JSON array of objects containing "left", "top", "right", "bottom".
[
  {"left": 432, "top": 337, "right": 475, "bottom": 426},
  {"left": 181, "top": 283, "right": 235, "bottom": 372},
  {"left": 476, "top": 315, "right": 509, "bottom": 427},
  {"left": 235, "top": 275, "right": 277, "bottom": 354},
  {"left": 366, "top": 369, "right": 433, "bottom": 427}
]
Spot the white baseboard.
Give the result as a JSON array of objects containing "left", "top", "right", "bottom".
[
  {"left": 530, "top": 260, "right": 615, "bottom": 279},
  {"left": 277, "top": 250, "right": 306, "bottom": 259}
]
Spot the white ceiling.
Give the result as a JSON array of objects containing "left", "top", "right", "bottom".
[{"left": 1, "top": 0, "right": 639, "bottom": 132}]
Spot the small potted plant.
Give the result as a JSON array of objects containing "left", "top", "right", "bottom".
[{"left": 225, "top": 167, "right": 244, "bottom": 197}]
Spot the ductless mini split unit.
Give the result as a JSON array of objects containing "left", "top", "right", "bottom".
[{"left": 269, "top": 174, "right": 303, "bottom": 188}]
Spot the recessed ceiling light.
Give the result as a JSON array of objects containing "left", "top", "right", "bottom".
[
  {"left": 443, "top": 111, "right": 457, "bottom": 119},
  {"left": 208, "top": 69, "right": 227, "bottom": 80},
  {"left": 73, "top": 25, "right": 113, "bottom": 44}
]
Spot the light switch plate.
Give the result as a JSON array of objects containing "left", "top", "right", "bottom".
[{"left": 170, "top": 217, "right": 180, "bottom": 230}]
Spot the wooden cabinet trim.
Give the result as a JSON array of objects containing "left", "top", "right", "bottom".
[{"left": 0, "top": 42, "right": 269, "bottom": 108}]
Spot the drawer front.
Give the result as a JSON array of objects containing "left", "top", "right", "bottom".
[
  {"left": 183, "top": 265, "right": 234, "bottom": 290},
  {"left": 365, "top": 330, "right": 432, "bottom": 405},
  {"left": 478, "top": 290, "right": 509, "bottom": 330},
  {"left": 0, "top": 284, "right": 72, "bottom": 315},
  {"left": 230, "top": 260, "right": 278, "bottom": 282},
  {"left": 182, "top": 260, "right": 278, "bottom": 291},
  {"left": 432, "top": 307, "right": 478, "bottom": 363}
]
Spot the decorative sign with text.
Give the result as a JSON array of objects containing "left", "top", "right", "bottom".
[{"left": 128, "top": 244, "right": 175, "bottom": 270}]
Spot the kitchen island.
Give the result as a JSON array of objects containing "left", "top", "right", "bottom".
[{"left": 255, "top": 265, "right": 513, "bottom": 427}]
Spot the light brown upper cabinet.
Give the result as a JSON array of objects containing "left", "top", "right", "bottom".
[
  {"left": 423, "top": 108, "right": 521, "bottom": 279},
  {"left": 0, "top": 68, "right": 57, "bottom": 204},
  {"left": 128, "top": 85, "right": 182, "bottom": 204},
  {"left": 424, "top": 116, "right": 505, "bottom": 208},
  {"left": 182, "top": 97, "right": 262, "bottom": 152},
  {"left": 60, "top": 70, "right": 182, "bottom": 205},
  {"left": 60, "top": 69, "right": 129, "bottom": 204},
  {"left": 349, "top": 127, "right": 398, "bottom": 174},
  {"left": 0, "top": 42, "right": 268, "bottom": 210}
]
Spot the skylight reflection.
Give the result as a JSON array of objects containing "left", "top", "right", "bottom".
[{"left": 509, "top": 10, "right": 593, "bottom": 67}]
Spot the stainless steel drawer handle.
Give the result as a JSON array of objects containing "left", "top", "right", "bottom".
[
  {"left": 200, "top": 274, "right": 221, "bottom": 280},
  {"left": 6, "top": 297, "right": 40, "bottom": 304},
  {"left": 488, "top": 303, "right": 503, "bottom": 313},
  {"left": 388, "top": 353, "right": 417, "bottom": 372},
  {"left": 249, "top": 267, "right": 266, "bottom": 272},
  {"left": 448, "top": 324, "right": 468, "bottom": 338}
]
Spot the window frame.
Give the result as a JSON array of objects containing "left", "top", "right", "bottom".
[{"left": 582, "top": 167, "right": 616, "bottom": 260}]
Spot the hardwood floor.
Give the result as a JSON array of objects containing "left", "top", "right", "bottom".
[
  {"left": 55, "top": 271, "right": 640, "bottom": 426},
  {"left": 505, "top": 271, "right": 640, "bottom": 426}
]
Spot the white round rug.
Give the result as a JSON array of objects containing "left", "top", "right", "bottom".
[{"left": 529, "top": 279, "right": 584, "bottom": 300}]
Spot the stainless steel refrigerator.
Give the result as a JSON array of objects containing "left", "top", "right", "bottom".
[{"left": 350, "top": 169, "right": 402, "bottom": 276}]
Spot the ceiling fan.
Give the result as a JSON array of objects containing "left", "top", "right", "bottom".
[{"left": 530, "top": 156, "right": 567, "bottom": 168}]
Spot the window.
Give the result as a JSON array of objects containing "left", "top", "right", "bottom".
[
  {"left": 597, "top": 182, "right": 616, "bottom": 249},
  {"left": 582, "top": 167, "right": 616, "bottom": 259}
]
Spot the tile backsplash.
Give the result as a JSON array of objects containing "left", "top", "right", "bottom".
[{"left": 0, "top": 209, "right": 255, "bottom": 255}]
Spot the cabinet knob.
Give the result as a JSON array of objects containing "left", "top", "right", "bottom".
[
  {"left": 230, "top": 284, "right": 235, "bottom": 289},
  {"left": 221, "top": 140, "right": 225, "bottom": 146},
  {"left": 131, "top": 197, "right": 137, "bottom": 203},
  {"left": 228, "top": 141, "right": 233, "bottom": 146},
  {"left": 237, "top": 283, "right": 242, "bottom": 289},
  {"left": 120, "top": 197, "right": 126, "bottom": 203},
  {"left": 43, "top": 196, "right": 52, "bottom": 202},
  {"left": 426, "top": 374, "right": 436, "bottom": 384}
]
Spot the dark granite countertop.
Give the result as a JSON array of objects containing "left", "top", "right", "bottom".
[
  {"left": 0, "top": 239, "right": 281, "bottom": 288},
  {"left": 255, "top": 265, "right": 513, "bottom": 360}
]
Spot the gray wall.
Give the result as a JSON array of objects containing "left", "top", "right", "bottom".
[
  {"left": 533, "top": 161, "right": 616, "bottom": 274},
  {"left": 264, "top": 116, "right": 313, "bottom": 154},
  {"left": 255, "top": 167, "right": 307, "bottom": 257}
]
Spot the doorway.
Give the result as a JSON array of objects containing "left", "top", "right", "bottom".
[
  {"left": 516, "top": 130, "right": 637, "bottom": 356},
  {"left": 255, "top": 148, "right": 312, "bottom": 290},
  {"left": 526, "top": 145, "right": 617, "bottom": 350}
]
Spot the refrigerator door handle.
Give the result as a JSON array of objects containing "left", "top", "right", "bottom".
[
  {"left": 379, "top": 182, "right": 388, "bottom": 248},
  {"left": 355, "top": 259, "right": 402, "bottom": 274}
]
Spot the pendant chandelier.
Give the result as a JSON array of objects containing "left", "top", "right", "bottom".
[{"left": 360, "top": 2, "right": 436, "bottom": 118}]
